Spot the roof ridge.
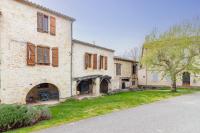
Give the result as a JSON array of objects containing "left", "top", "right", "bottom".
[
  {"left": 73, "top": 39, "right": 115, "bottom": 52},
  {"left": 15, "top": 0, "right": 75, "bottom": 21}
]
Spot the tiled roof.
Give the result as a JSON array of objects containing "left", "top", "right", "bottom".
[
  {"left": 15, "top": 0, "right": 75, "bottom": 21},
  {"left": 73, "top": 39, "right": 115, "bottom": 52},
  {"left": 114, "top": 56, "right": 138, "bottom": 63}
]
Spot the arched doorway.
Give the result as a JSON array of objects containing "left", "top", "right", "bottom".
[
  {"left": 77, "top": 79, "right": 93, "bottom": 95},
  {"left": 122, "top": 82, "right": 126, "bottom": 89},
  {"left": 26, "top": 83, "right": 59, "bottom": 104},
  {"left": 100, "top": 79, "right": 109, "bottom": 94},
  {"left": 182, "top": 72, "right": 191, "bottom": 86}
]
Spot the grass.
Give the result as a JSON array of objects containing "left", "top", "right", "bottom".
[{"left": 7, "top": 88, "right": 200, "bottom": 133}]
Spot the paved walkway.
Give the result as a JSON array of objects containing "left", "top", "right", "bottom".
[{"left": 35, "top": 92, "right": 200, "bottom": 133}]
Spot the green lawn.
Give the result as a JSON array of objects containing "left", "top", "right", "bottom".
[{"left": 8, "top": 88, "right": 200, "bottom": 133}]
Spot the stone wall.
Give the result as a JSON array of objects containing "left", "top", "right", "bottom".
[
  {"left": 113, "top": 59, "right": 137, "bottom": 89},
  {"left": 0, "top": 0, "right": 73, "bottom": 104},
  {"left": 138, "top": 69, "right": 200, "bottom": 87},
  {"left": 72, "top": 41, "right": 115, "bottom": 95}
]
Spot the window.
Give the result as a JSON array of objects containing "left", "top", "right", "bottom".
[
  {"left": 151, "top": 72, "right": 159, "bottom": 82},
  {"left": 132, "top": 64, "right": 137, "bottom": 75},
  {"left": 85, "top": 53, "right": 93, "bottom": 69},
  {"left": 43, "top": 15, "right": 48, "bottom": 33},
  {"left": 37, "top": 46, "right": 50, "bottom": 65},
  {"left": 99, "top": 56, "right": 108, "bottom": 70},
  {"left": 116, "top": 63, "right": 121, "bottom": 76},
  {"left": 100, "top": 56, "right": 104, "bottom": 69},
  {"left": 132, "top": 81, "right": 136, "bottom": 85},
  {"left": 37, "top": 12, "right": 56, "bottom": 35}
]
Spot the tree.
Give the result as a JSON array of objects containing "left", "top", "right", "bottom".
[
  {"left": 122, "top": 47, "right": 142, "bottom": 61},
  {"left": 142, "top": 19, "right": 200, "bottom": 92}
]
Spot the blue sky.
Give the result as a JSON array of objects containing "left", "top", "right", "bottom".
[{"left": 30, "top": 0, "right": 200, "bottom": 55}]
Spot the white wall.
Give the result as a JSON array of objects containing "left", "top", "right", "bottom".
[
  {"left": 0, "top": 0, "right": 72, "bottom": 104},
  {"left": 72, "top": 41, "right": 115, "bottom": 94},
  {"left": 138, "top": 69, "right": 200, "bottom": 87},
  {"left": 72, "top": 42, "right": 114, "bottom": 78}
]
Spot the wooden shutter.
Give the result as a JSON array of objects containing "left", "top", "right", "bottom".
[
  {"left": 85, "top": 53, "right": 89, "bottom": 69},
  {"left": 27, "top": 42, "right": 35, "bottom": 66},
  {"left": 52, "top": 47, "right": 59, "bottom": 67},
  {"left": 105, "top": 56, "right": 108, "bottom": 70},
  {"left": 99, "top": 56, "right": 102, "bottom": 69},
  {"left": 37, "top": 12, "right": 43, "bottom": 32},
  {"left": 50, "top": 16, "right": 56, "bottom": 35},
  {"left": 93, "top": 54, "right": 97, "bottom": 69}
]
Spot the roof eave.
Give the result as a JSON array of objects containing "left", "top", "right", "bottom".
[
  {"left": 73, "top": 39, "right": 115, "bottom": 53},
  {"left": 15, "top": 0, "right": 76, "bottom": 22}
]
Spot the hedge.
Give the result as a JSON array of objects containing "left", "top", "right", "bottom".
[{"left": 0, "top": 104, "right": 52, "bottom": 132}]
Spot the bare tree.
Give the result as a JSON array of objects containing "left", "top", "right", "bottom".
[{"left": 122, "top": 46, "right": 142, "bottom": 61}]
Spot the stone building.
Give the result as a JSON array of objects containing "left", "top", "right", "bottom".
[
  {"left": 0, "top": 0, "right": 75, "bottom": 104},
  {"left": 0, "top": 0, "right": 138, "bottom": 104},
  {"left": 113, "top": 56, "right": 138, "bottom": 90},
  {"left": 72, "top": 40, "right": 115, "bottom": 96},
  {"left": 138, "top": 48, "right": 200, "bottom": 88}
]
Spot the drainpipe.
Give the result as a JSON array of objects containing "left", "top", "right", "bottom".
[{"left": 70, "top": 22, "right": 73, "bottom": 97}]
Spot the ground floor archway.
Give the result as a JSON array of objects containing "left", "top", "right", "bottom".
[
  {"left": 100, "top": 79, "right": 110, "bottom": 94},
  {"left": 26, "top": 83, "right": 59, "bottom": 104},
  {"left": 77, "top": 79, "right": 93, "bottom": 95}
]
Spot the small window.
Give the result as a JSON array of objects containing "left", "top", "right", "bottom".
[
  {"left": 132, "top": 81, "right": 136, "bottom": 85},
  {"left": 85, "top": 53, "right": 93, "bottom": 69},
  {"left": 37, "top": 12, "right": 49, "bottom": 33},
  {"left": 132, "top": 64, "right": 137, "bottom": 75},
  {"left": 43, "top": 15, "right": 49, "bottom": 33},
  {"left": 37, "top": 46, "right": 50, "bottom": 65},
  {"left": 151, "top": 72, "right": 159, "bottom": 82},
  {"left": 116, "top": 63, "right": 121, "bottom": 76},
  {"left": 99, "top": 56, "right": 108, "bottom": 70}
]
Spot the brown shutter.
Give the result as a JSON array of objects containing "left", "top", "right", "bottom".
[
  {"left": 93, "top": 54, "right": 97, "bottom": 69},
  {"left": 52, "top": 47, "right": 59, "bottom": 67},
  {"left": 85, "top": 53, "right": 89, "bottom": 69},
  {"left": 105, "top": 56, "right": 108, "bottom": 70},
  {"left": 27, "top": 42, "right": 35, "bottom": 66},
  {"left": 37, "top": 12, "right": 43, "bottom": 32},
  {"left": 50, "top": 16, "right": 56, "bottom": 35}
]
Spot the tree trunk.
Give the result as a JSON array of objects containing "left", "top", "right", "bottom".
[{"left": 171, "top": 75, "right": 177, "bottom": 92}]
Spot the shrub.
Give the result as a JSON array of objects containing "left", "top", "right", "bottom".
[{"left": 0, "top": 104, "right": 52, "bottom": 132}]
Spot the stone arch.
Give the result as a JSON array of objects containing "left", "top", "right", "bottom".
[
  {"left": 26, "top": 82, "right": 60, "bottom": 104},
  {"left": 77, "top": 79, "right": 93, "bottom": 95},
  {"left": 100, "top": 77, "right": 111, "bottom": 94}
]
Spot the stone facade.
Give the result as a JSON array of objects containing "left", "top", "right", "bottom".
[
  {"left": 113, "top": 57, "right": 138, "bottom": 90},
  {"left": 72, "top": 40, "right": 115, "bottom": 96},
  {"left": 0, "top": 0, "right": 73, "bottom": 104},
  {"left": 138, "top": 69, "right": 200, "bottom": 88},
  {"left": 138, "top": 48, "right": 200, "bottom": 88},
  {"left": 0, "top": 0, "right": 138, "bottom": 104}
]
